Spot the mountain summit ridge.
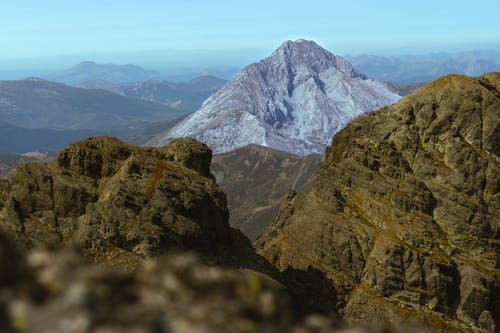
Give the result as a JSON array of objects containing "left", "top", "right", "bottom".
[{"left": 154, "top": 39, "right": 400, "bottom": 155}]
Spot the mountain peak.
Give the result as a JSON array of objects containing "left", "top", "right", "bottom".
[
  {"left": 269, "top": 39, "right": 366, "bottom": 80},
  {"left": 278, "top": 38, "right": 319, "bottom": 48},
  {"left": 273, "top": 39, "right": 330, "bottom": 58},
  {"left": 158, "top": 40, "right": 400, "bottom": 155}
]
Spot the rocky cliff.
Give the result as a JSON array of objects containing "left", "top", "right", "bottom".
[
  {"left": 0, "top": 136, "right": 248, "bottom": 268},
  {"left": 256, "top": 73, "right": 500, "bottom": 332}
]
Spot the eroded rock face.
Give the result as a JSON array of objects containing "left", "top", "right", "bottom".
[
  {"left": 0, "top": 136, "right": 232, "bottom": 266},
  {"left": 256, "top": 73, "right": 500, "bottom": 332}
]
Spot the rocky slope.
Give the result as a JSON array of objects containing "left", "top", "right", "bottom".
[
  {"left": 153, "top": 39, "right": 400, "bottom": 155},
  {"left": 211, "top": 145, "right": 321, "bottom": 240},
  {"left": 256, "top": 73, "right": 500, "bottom": 332},
  {"left": 0, "top": 136, "right": 255, "bottom": 268}
]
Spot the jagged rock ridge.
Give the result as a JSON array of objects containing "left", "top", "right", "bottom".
[
  {"left": 0, "top": 136, "right": 243, "bottom": 267},
  {"left": 45, "top": 61, "right": 159, "bottom": 85},
  {"left": 256, "top": 73, "right": 500, "bottom": 332},
  {"left": 153, "top": 39, "right": 400, "bottom": 155}
]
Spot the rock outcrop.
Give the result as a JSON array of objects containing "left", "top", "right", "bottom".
[
  {"left": 256, "top": 73, "right": 500, "bottom": 332},
  {"left": 0, "top": 136, "right": 241, "bottom": 267}
]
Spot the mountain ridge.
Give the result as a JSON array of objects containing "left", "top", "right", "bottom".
[
  {"left": 0, "top": 77, "right": 184, "bottom": 131},
  {"left": 45, "top": 61, "right": 159, "bottom": 84},
  {"left": 77, "top": 75, "right": 227, "bottom": 112}
]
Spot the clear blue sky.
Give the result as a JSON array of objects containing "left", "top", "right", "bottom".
[{"left": 1, "top": 0, "right": 499, "bottom": 68}]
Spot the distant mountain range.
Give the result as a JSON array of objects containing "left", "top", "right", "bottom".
[
  {"left": 42, "top": 61, "right": 237, "bottom": 84},
  {"left": 0, "top": 75, "right": 224, "bottom": 153},
  {"left": 152, "top": 39, "right": 401, "bottom": 155},
  {"left": 346, "top": 50, "right": 500, "bottom": 83},
  {"left": 9, "top": 48, "right": 500, "bottom": 86},
  {"left": 78, "top": 76, "right": 227, "bottom": 113},
  {"left": 0, "top": 121, "right": 101, "bottom": 153},
  {"left": 0, "top": 77, "right": 183, "bottom": 131},
  {"left": 110, "top": 116, "right": 187, "bottom": 146}
]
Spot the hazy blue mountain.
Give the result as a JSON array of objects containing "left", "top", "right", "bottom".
[
  {"left": 44, "top": 61, "right": 159, "bottom": 84},
  {"left": 42, "top": 60, "right": 239, "bottom": 85},
  {"left": 0, "top": 77, "right": 183, "bottom": 131},
  {"left": 78, "top": 75, "right": 227, "bottom": 112},
  {"left": 346, "top": 50, "right": 500, "bottom": 83},
  {"left": 76, "top": 79, "right": 126, "bottom": 95},
  {"left": 156, "top": 67, "right": 240, "bottom": 82},
  {"left": 0, "top": 121, "right": 101, "bottom": 153}
]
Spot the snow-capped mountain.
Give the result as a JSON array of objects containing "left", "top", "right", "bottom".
[{"left": 152, "top": 39, "right": 401, "bottom": 155}]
